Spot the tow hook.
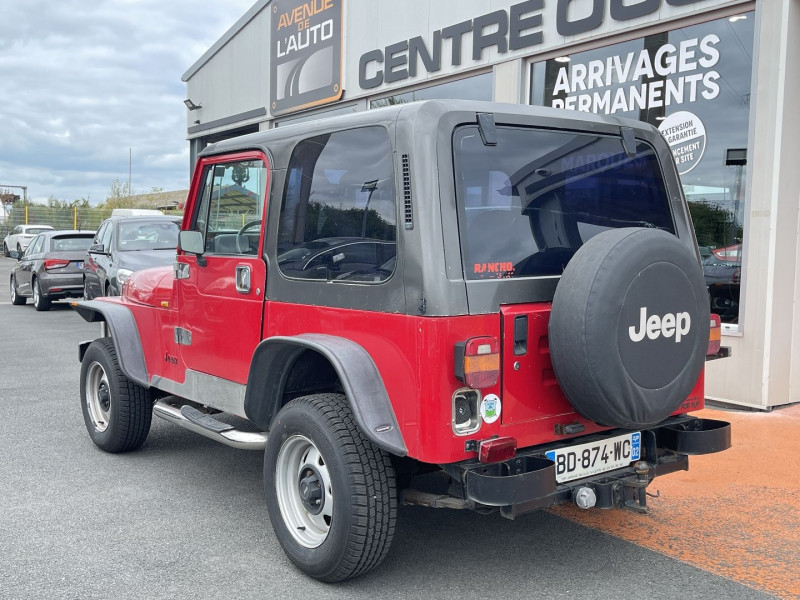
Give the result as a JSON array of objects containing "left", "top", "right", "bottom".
[{"left": 623, "top": 461, "right": 652, "bottom": 514}]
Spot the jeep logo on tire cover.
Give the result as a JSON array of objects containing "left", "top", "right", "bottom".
[
  {"left": 617, "top": 262, "right": 697, "bottom": 389},
  {"left": 628, "top": 307, "right": 691, "bottom": 343}
]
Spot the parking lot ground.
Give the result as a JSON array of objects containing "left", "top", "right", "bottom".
[{"left": 552, "top": 404, "right": 800, "bottom": 600}]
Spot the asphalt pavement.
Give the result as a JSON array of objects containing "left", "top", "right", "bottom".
[{"left": 0, "top": 256, "right": 781, "bottom": 600}]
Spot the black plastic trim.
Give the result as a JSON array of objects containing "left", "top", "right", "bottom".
[
  {"left": 658, "top": 418, "right": 732, "bottom": 455},
  {"left": 244, "top": 334, "right": 407, "bottom": 456},
  {"left": 72, "top": 300, "right": 149, "bottom": 388},
  {"left": 445, "top": 416, "right": 730, "bottom": 513}
]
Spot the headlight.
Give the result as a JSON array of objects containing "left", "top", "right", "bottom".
[{"left": 116, "top": 268, "right": 134, "bottom": 286}]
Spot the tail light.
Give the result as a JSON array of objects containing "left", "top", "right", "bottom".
[
  {"left": 455, "top": 337, "right": 500, "bottom": 389},
  {"left": 707, "top": 314, "right": 722, "bottom": 355},
  {"left": 45, "top": 259, "right": 71, "bottom": 271},
  {"left": 479, "top": 437, "right": 517, "bottom": 463}
]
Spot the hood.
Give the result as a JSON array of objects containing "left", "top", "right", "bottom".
[
  {"left": 123, "top": 264, "right": 174, "bottom": 307},
  {"left": 116, "top": 248, "right": 177, "bottom": 271}
]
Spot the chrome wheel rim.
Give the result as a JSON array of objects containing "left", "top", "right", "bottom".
[
  {"left": 10, "top": 278, "right": 16, "bottom": 302},
  {"left": 275, "top": 434, "right": 334, "bottom": 548},
  {"left": 85, "top": 362, "right": 111, "bottom": 432},
  {"left": 32, "top": 281, "right": 39, "bottom": 306}
]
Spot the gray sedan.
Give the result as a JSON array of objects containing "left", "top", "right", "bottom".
[{"left": 10, "top": 230, "right": 95, "bottom": 311}]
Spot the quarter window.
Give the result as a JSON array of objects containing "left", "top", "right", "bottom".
[{"left": 278, "top": 127, "right": 397, "bottom": 283}]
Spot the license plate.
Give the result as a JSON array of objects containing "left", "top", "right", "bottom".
[
  {"left": 546, "top": 432, "right": 641, "bottom": 483},
  {"left": 75, "top": 261, "right": 84, "bottom": 269}
]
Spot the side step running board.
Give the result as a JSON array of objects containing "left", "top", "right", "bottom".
[{"left": 153, "top": 401, "right": 268, "bottom": 450}]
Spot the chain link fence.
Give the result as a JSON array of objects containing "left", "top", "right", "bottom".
[{"left": 1, "top": 204, "right": 184, "bottom": 239}]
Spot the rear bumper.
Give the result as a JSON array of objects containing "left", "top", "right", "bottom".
[
  {"left": 443, "top": 416, "right": 731, "bottom": 519},
  {"left": 40, "top": 272, "right": 84, "bottom": 298}
]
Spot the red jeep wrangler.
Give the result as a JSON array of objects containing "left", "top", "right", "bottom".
[{"left": 74, "top": 100, "right": 730, "bottom": 582}]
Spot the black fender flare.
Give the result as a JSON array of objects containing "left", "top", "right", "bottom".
[
  {"left": 244, "top": 334, "right": 407, "bottom": 457},
  {"left": 73, "top": 300, "right": 150, "bottom": 388}
]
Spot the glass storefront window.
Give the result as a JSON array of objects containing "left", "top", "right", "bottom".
[
  {"left": 371, "top": 72, "right": 492, "bottom": 108},
  {"left": 530, "top": 12, "right": 754, "bottom": 324}
]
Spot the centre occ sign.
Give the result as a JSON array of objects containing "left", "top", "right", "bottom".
[
  {"left": 270, "top": 0, "right": 343, "bottom": 116},
  {"left": 358, "top": 0, "right": 713, "bottom": 90}
]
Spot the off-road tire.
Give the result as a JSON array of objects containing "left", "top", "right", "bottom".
[
  {"left": 80, "top": 338, "right": 153, "bottom": 453},
  {"left": 32, "top": 277, "right": 51, "bottom": 311},
  {"left": 264, "top": 393, "right": 397, "bottom": 582},
  {"left": 10, "top": 275, "right": 26, "bottom": 305}
]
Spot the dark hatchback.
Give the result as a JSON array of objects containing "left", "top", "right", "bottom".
[
  {"left": 10, "top": 230, "right": 95, "bottom": 311},
  {"left": 83, "top": 215, "right": 180, "bottom": 299}
]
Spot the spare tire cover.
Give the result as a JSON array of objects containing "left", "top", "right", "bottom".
[{"left": 548, "top": 227, "right": 709, "bottom": 429}]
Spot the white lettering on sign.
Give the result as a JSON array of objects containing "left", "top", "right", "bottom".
[
  {"left": 629, "top": 307, "right": 691, "bottom": 343},
  {"left": 658, "top": 111, "right": 707, "bottom": 175},
  {"left": 550, "top": 34, "right": 721, "bottom": 115},
  {"left": 276, "top": 19, "right": 334, "bottom": 58}
]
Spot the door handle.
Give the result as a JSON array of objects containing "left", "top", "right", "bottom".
[{"left": 235, "top": 265, "right": 251, "bottom": 294}]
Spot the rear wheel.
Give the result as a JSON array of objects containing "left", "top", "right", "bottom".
[
  {"left": 80, "top": 338, "right": 153, "bottom": 452},
  {"left": 264, "top": 393, "right": 397, "bottom": 582},
  {"left": 32, "top": 277, "right": 51, "bottom": 311},
  {"left": 10, "top": 276, "right": 26, "bottom": 305}
]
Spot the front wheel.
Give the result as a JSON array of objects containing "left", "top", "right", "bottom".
[
  {"left": 80, "top": 338, "right": 153, "bottom": 452},
  {"left": 3, "top": 243, "right": 8, "bottom": 257},
  {"left": 10, "top": 276, "right": 26, "bottom": 305},
  {"left": 264, "top": 393, "right": 397, "bottom": 582}
]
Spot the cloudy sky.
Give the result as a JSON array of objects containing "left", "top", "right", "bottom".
[{"left": 1, "top": 0, "right": 256, "bottom": 204}]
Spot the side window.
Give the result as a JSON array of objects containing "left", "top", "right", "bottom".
[
  {"left": 277, "top": 127, "right": 397, "bottom": 282},
  {"left": 25, "top": 235, "right": 44, "bottom": 256},
  {"left": 93, "top": 223, "right": 108, "bottom": 247},
  {"left": 13, "top": 226, "right": 21, "bottom": 235},
  {"left": 100, "top": 222, "right": 113, "bottom": 252},
  {"left": 191, "top": 159, "right": 267, "bottom": 255}
]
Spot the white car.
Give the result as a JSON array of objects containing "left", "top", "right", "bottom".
[{"left": 3, "top": 224, "right": 55, "bottom": 257}]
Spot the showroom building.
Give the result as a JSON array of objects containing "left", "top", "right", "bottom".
[{"left": 182, "top": 0, "right": 799, "bottom": 410}]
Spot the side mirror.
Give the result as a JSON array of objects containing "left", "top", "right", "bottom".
[
  {"left": 10, "top": 250, "right": 20, "bottom": 260},
  {"left": 178, "top": 230, "right": 205, "bottom": 256},
  {"left": 88, "top": 243, "right": 106, "bottom": 255}
]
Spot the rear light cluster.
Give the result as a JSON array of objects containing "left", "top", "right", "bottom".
[
  {"left": 454, "top": 337, "right": 500, "bottom": 389},
  {"left": 707, "top": 314, "right": 722, "bottom": 355},
  {"left": 44, "top": 259, "right": 71, "bottom": 271}
]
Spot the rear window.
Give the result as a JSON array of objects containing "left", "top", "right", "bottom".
[
  {"left": 453, "top": 126, "right": 674, "bottom": 280},
  {"left": 50, "top": 235, "right": 94, "bottom": 252}
]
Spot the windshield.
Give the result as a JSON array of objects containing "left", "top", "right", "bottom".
[
  {"left": 117, "top": 220, "right": 179, "bottom": 251},
  {"left": 453, "top": 125, "right": 674, "bottom": 280}
]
